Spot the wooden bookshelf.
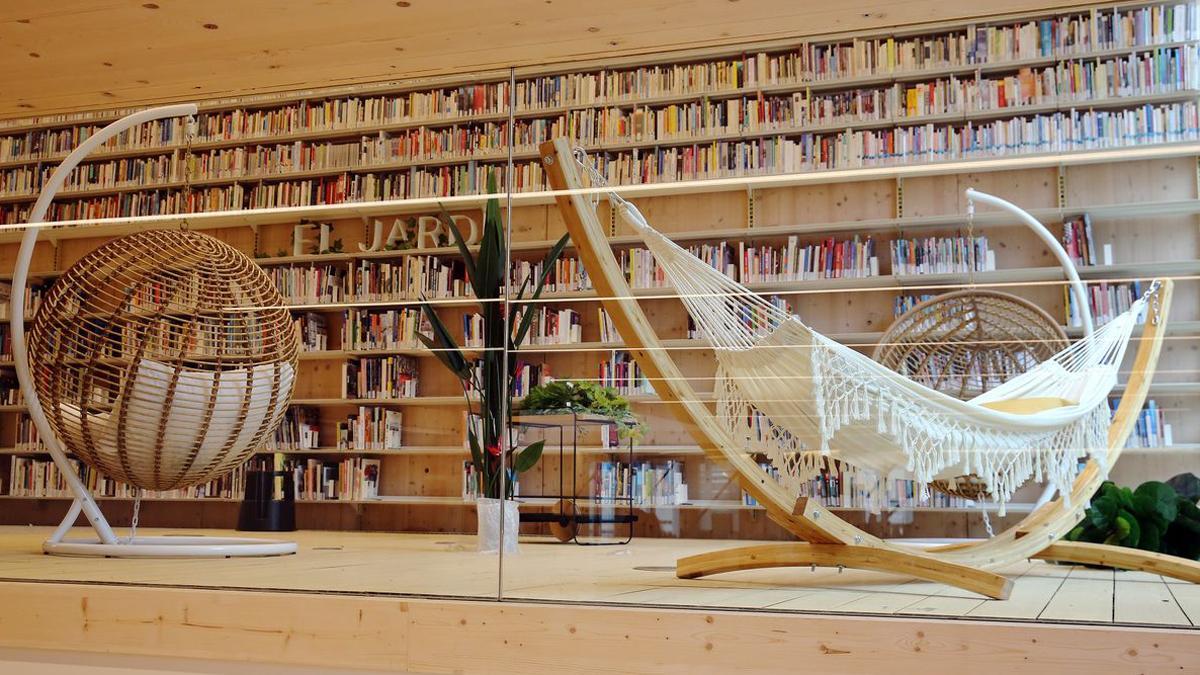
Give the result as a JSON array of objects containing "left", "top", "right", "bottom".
[
  {"left": 1, "top": 87, "right": 1196, "bottom": 207},
  {"left": 0, "top": 0, "right": 1197, "bottom": 539},
  {"left": 0, "top": 3, "right": 1198, "bottom": 225}
]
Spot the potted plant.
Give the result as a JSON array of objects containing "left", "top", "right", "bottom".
[
  {"left": 418, "top": 179, "right": 569, "bottom": 553},
  {"left": 521, "top": 379, "right": 644, "bottom": 440}
]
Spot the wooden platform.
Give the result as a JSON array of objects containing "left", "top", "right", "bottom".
[{"left": 0, "top": 527, "right": 1197, "bottom": 673}]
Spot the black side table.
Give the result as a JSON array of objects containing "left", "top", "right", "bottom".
[{"left": 513, "top": 411, "right": 637, "bottom": 545}]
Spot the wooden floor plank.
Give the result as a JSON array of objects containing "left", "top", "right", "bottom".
[
  {"left": 0, "top": 526, "right": 1196, "bottom": 630},
  {"left": 1114, "top": 577, "right": 1191, "bottom": 626},
  {"left": 898, "top": 593, "right": 989, "bottom": 616},
  {"left": 1039, "top": 570, "right": 1114, "bottom": 623},
  {"left": 607, "top": 585, "right": 816, "bottom": 608},
  {"left": 827, "top": 580, "right": 939, "bottom": 614},
  {"left": 1164, "top": 583, "right": 1200, "bottom": 627}
]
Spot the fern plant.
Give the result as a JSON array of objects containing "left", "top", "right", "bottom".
[{"left": 521, "top": 379, "right": 644, "bottom": 440}]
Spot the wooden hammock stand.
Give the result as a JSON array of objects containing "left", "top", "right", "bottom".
[{"left": 539, "top": 138, "right": 1200, "bottom": 599}]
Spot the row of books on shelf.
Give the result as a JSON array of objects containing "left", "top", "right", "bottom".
[
  {"left": 599, "top": 351, "right": 655, "bottom": 395},
  {"left": 0, "top": 162, "right": 537, "bottom": 223},
  {"left": 1065, "top": 280, "right": 1148, "bottom": 327},
  {"left": 7, "top": 456, "right": 246, "bottom": 499},
  {"left": 511, "top": 361, "right": 553, "bottom": 398},
  {"left": 266, "top": 406, "right": 322, "bottom": 451},
  {"left": 597, "top": 307, "right": 620, "bottom": 344},
  {"left": 5, "top": 454, "right": 384, "bottom": 502},
  {"left": 738, "top": 236, "right": 880, "bottom": 282},
  {"left": 3, "top": 100, "right": 1198, "bottom": 224},
  {"left": 688, "top": 296, "right": 793, "bottom": 339},
  {"left": 298, "top": 312, "right": 329, "bottom": 351},
  {"left": 1114, "top": 398, "right": 1176, "bottom": 448},
  {"left": 0, "top": 283, "right": 44, "bottom": 320},
  {"left": 2, "top": 2, "right": 1194, "bottom": 167},
  {"left": 510, "top": 257, "right": 592, "bottom": 294},
  {"left": 890, "top": 234, "right": 996, "bottom": 275},
  {"left": 460, "top": 460, "right": 519, "bottom": 500},
  {"left": 342, "top": 308, "right": 429, "bottom": 351},
  {"left": 345, "top": 256, "right": 472, "bottom": 301},
  {"left": 594, "top": 102, "right": 1200, "bottom": 181},
  {"left": 742, "top": 462, "right": 973, "bottom": 509},
  {"left": 336, "top": 406, "right": 404, "bottom": 450},
  {"left": 6, "top": 44, "right": 1198, "bottom": 199},
  {"left": 893, "top": 293, "right": 937, "bottom": 317},
  {"left": 341, "top": 356, "right": 420, "bottom": 399},
  {"left": 465, "top": 308, "right": 583, "bottom": 347},
  {"left": 1061, "top": 213, "right": 1115, "bottom": 267},
  {"left": 0, "top": 378, "right": 20, "bottom": 405},
  {"left": 288, "top": 456, "right": 382, "bottom": 501},
  {"left": 590, "top": 460, "right": 689, "bottom": 506}
]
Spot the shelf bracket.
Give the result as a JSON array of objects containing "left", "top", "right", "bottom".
[
  {"left": 249, "top": 223, "right": 261, "bottom": 258},
  {"left": 1057, "top": 165, "right": 1068, "bottom": 210},
  {"left": 746, "top": 186, "right": 756, "bottom": 229},
  {"left": 609, "top": 204, "right": 617, "bottom": 237},
  {"left": 895, "top": 177, "right": 904, "bottom": 219}
]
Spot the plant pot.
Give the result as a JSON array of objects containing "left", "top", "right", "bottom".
[{"left": 476, "top": 497, "right": 520, "bottom": 554}]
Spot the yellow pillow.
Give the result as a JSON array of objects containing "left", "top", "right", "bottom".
[{"left": 979, "top": 397, "right": 1076, "bottom": 415}]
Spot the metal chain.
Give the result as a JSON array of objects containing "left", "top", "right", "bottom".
[
  {"left": 965, "top": 197, "right": 977, "bottom": 287},
  {"left": 570, "top": 146, "right": 629, "bottom": 212},
  {"left": 129, "top": 489, "right": 143, "bottom": 543}
]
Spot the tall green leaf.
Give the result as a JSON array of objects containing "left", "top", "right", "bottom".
[
  {"left": 418, "top": 303, "right": 471, "bottom": 380},
  {"left": 512, "top": 440, "right": 545, "bottom": 473},
  {"left": 466, "top": 424, "right": 485, "bottom": 478},
  {"left": 473, "top": 177, "right": 504, "bottom": 301},
  {"left": 533, "top": 233, "right": 572, "bottom": 297}
]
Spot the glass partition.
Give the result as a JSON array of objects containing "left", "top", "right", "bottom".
[
  {"left": 0, "top": 0, "right": 1195, "bottom": 631},
  {"left": 0, "top": 65, "right": 523, "bottom": 602},
  {"left": 496, "top": 1, "right": 1200, "bottom": 624}
]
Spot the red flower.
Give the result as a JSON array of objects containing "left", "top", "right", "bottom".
[{"left": 486, "top": 444, "right": 501, "bottom": 457}]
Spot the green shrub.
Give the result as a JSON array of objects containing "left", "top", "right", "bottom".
[{"left": 1066, "top": 480, "right": 1200, "bottom": 560}]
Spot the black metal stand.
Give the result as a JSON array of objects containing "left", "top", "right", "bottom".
[
  {"left": 237, "top": 469, "right": 296, "bottom": 532},
  {"left": 515, "top": 412, "right": 637, "bottom": 545}
]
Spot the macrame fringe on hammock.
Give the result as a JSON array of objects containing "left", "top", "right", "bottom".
[{"left": 569, "top": 146, "right": 1148, "bottom": 516}]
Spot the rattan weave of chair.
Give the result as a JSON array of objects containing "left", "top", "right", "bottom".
[
  {"left": 27, "top": 229, "right": 298, "bottom": 491},
  {"left": 873, "top": 289, "right": 1070, "bottom": 500}
]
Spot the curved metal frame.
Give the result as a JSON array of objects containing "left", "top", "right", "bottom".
[{"left": 12, "top": 104, "right": 296, "bottom": 558}]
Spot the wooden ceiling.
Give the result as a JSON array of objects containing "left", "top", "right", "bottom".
[{"left": 0, "top": 0, "right": 1092, "bottom": 120}]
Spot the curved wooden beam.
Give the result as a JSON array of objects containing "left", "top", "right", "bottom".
[
  {"left": 1032, "top": 541, "right": 1200, "bottom": 584},
  {"left": 932, "top": 280, "right": 1174, "bottom": 567},
  {"left": 538, "top": 138, "right": 1178, "bottom": 589},
  {"left": 538, "top": 138, "right": 865, "bottom": 547},
  {"left": 677, "top": 543, "right": 1014, "bottom": 599}
]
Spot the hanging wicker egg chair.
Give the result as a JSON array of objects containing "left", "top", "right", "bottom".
[
  {"left": 873, "top": 289, "right": 1069, "bottom": 500},
  {"left": 27, "top": 229, "right": 298, "bottom": 491}
]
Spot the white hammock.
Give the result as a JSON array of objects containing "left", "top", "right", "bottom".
[{"left": 574, "top": 151, "right": 1151, "bottom": 514}]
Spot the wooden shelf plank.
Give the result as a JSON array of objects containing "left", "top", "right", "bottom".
[
  {"left": 0, "top": 492, "right": 1040, "bottom": 513},
  {"left": 5, "top": 140, "right": 1200, "bottom": 245}
]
